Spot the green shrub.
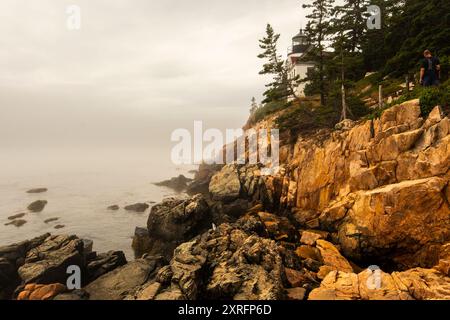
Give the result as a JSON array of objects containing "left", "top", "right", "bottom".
[
  {"left": 275, "top": 102, "right": 338, "bottom": 136},
  {"left": 367, "top": 81, "right": 450, "bottom": 120},
  {"left": 347, "top": 95, "right": 370, "bottom": 118},
  {"left": 419, "top": 87, "right": 442, "bottom": 115},
  {"left": 419, "top": 84, "right": 450, "bottom": 116}
]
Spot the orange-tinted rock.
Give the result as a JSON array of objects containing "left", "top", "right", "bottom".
[
  {"left": 309, "top": 266, "right": 450, "bottom": 300},
  {"left": 284, "top": 268, "right": 306, "bottom": 288},
  {"left": 316, "top": 240, "right": 353, "bottom": 273},
  {"left": 17, "top": 283, "right": 67, "bottom": 300},
  {"left": 295, "top": 246, "right": 321, "bottom": 261},
  {"left": 337, "top": 177, "right": 450, "bottom": 267},
  {"left": 300, "top": 231, "right": 323, "bottom": 246},
  {"left": 286, "top": 287, "right": 306, "bottom": 300}
]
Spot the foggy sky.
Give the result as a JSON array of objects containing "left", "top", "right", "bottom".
[{"left": 0, "top": 0, "right": 308, "bottom": 150}]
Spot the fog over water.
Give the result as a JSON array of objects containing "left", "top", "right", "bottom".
[{"left": 0, "top": 0, "right": 307, "bottom": 256}]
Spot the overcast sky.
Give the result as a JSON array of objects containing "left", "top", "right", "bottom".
[{"left": 0, "top": 0, "right": 308, "bottom": 150}]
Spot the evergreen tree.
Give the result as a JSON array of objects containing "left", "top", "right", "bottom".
[
  {"left": 361, "top": 0, "right": 406, "bottom": 71},
  {"left": 330, "top": 0, "right": 369, "bottom": 53},
  {"left": 258, "top": 24, "right": 300, "bottom": 104},
  {"left": 383, "top": 0, "right": 450, "bottom": 76},
  {"left": 302, "top": 0, "right": 334, "bottom": 106}
]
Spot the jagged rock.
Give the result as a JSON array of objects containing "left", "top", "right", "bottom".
[
  {"left": 300, "top": 231, "right": 325, "bottom": 246},
  {"left": 131, "top": 227, "right": 152, "bottom": 259},
  {"left": 317, "top": 266, "right": 337, "bottom": 280},
  {"left": 257, "top": 212, "right": 297, "bottom": 242},
  {"left": 292, "top": 210, "right": 321, "bottom": 227},
  {"left": 316, "top": 240, "right": 353, "bottom": 273},
  {"left": 0, "top": 258, "right": 16, "bottom": 299},
  {"left": 0, "top": 234, "right": 50, "bottom": 299},
  {"left": 277, "top": 246, "right": 303, "bottom": 272},
  {"left": 27, "top": 200, "right": 47, "bottom": 213},
  {"left": 107, "top": 205, "right": 120, "bottom": 211},
  {"left": 145, "top": 195, "right": 211, "bottom": 261},
  {"left": 423, "top": 106, "right": 443, "bottom": 129},
  {"left": 336, "top": 177, "right": 450, "bottom": 269},
  {"left": 268, "top": 101, "right": 450, "bottom": 274},
  {"left": 235, "top": 213, "right": 268, "bottom": 236},
  {"left": 54, "top": 225, "right": 65, "bottom": 230},
  {"left": 435, "top": 243, "right": 450, "bottom": 276},
  {"left": 335, "top": 119, "right": 355, "bottom": 131},
  {"left": 155, "top": 265, "right": 173, "bottom": 285},
  {"left": 44, "top": 218, "right": 59, "bottom": 224},
  {"left": 84, "top": 256, "right": 165, "bottom": 300},
  {"left": 209, "top": 164, "right": 241, "bottom": 202},
  {"left": 155, "top": 175, "right": 192, "bottom": 192},
  {"left": 218, "top": 199, "right": 250, "bottom": 218},
  {"left": 17, "top": 235, "right": 84, "bottom": 285},
  {"left": 82, "top": 239, "right": 93, "bottom": 256},
  {"left": 284, "top": 268, "right": 307, "bottom": 288},
  {"left": 134, "top": 282, "right": 162, "bottom": 300},
  {"left": 187, "top": 164, "right": 222, "bottom": 195},
  {"left": 295, "top": 246, "right": 321, "bottom": 261},
  {"left": 17, "top": 283, "right": 66, "bottom": 300},
  {"left": 286, "top": 287, "right": 307, "bottom": 300},
  {"left": 86, "top": 251, "right": 127, "bottom": 283},
  {"left": 158, "top": 224, "right": 285, "bottom": 300},
  {"left": 241, "top": 167, "right": 284, "bottom": 210},
  {"left": 26, "top": 188, "right": 48, "bottom": 194},
  {"left": 309, "top": 266, "right": 450, "bottom": 300},
  {"left": 124, "top": 203, "right": 149, "bottom": 213}
]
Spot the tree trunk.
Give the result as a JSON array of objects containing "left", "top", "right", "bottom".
[
  {"left": 341, "top": 83, "right": 347, "bottom": 121},
  {"left": 379, "top": 85, "right": 383, "bottom": 109}
]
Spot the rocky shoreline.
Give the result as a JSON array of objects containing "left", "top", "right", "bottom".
[{"left": 1, "top": 99, "right": 449, "bottom": 300}]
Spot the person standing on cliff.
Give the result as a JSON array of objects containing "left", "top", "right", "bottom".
[{"left": 420, "top": 50, "right": 441, "bottom": 87}]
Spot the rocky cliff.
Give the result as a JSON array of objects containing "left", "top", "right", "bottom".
[
  {"left": 1, "top": 99, "right": 449, "bottom": 300},
  {"left": 235, "top": 99, "right": 450, "bottom": 271}
]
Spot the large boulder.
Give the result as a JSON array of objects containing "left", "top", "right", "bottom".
[
  {"left": 0, "top": 234, "right": 50, "bottom": 298},
  {"left": 309, "top": 266, "right": 450, "bottom": 300},
  {"left": 257, "top": 212, "right": 297, "bottom": 242},
  {"left": 187, "top": 163, "right": 222, "bottom": 195},
  {"left": 0, "top": 234, "right": 131, "bottom": 299},
  {"left": 155, "top": 223, "right": 285, "bottom": 300},
  {"left": 17, "top": 235, "right": 84, "bottom": 285},
  {"left": 335, "top": 177, "right": 450, "bottom": 269},
  {"left": 86, "top": 251, "right": 127, "bottom": 283},
  {"left": 84, "top": 256, "right": 164, "bottom": 300},
  {"left": 145, "top": 194, "right": 211, "bottom": 261},
  {"left": 209, "top": 164, "right": 241, "bottom": 202},
  {"left": 315, "top": 240, "right": 353, "bottom": 274},
  {"left": 131, "top": 227, "right": 153, "bottom": 259}
]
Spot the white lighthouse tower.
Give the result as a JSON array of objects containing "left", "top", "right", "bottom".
[{"left": 286, "top": 29, "right": 315, "bottom": 98}]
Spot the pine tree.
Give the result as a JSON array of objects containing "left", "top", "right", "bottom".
[
  {"left": 302, "top": 0, "right": 334, "bottom": 106},
  {"left": 330, "top": 0, "right": 369, "bottom": 53},
  {"left": 258, "top": 24, "right": 300, "bottom": 104},
  {"left": 361, "top": 0, "right": 405, "bottom": 71},
  {"left": 383, "top": 0, "right": 450, "bottom": 76},
  {"left": 328, "top": 0, "right": 369, "bottom": 120}
]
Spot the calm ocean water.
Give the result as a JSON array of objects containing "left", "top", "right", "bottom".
[{"left": 0, "top": 147, "right": 196, "bottom": 259}]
